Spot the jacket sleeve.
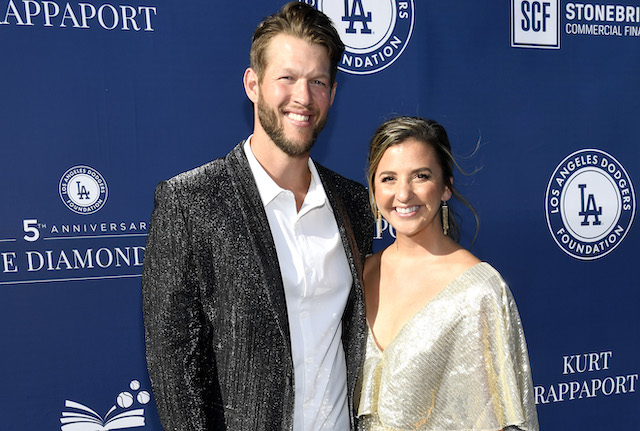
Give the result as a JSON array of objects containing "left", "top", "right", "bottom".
[{"left": 142, "top": 180, "right": 215, "bottom": 431}]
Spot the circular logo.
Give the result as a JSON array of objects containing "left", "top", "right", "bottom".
[
  {"left": 59, "top": 165, "right": 108, "bottom": 215},
  {"left": 315, "top": 0, "right": 415, "bottom": 75},
  {"left": 545, "top": 149, "right": 636, "bottom": 260}
]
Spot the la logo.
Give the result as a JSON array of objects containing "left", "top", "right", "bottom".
[
  {"left": 76, "top": 181, "right": 91, "bottom": 200},
  {"left": 578, "top": 184, "right": 602, "bottom": 226},
  {"left": 342, "top": 0, "right": 372, "bottom": 34}
]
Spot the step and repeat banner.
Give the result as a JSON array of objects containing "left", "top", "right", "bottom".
[{"left": 1, "top": 0, "right": 638, "bottom": 429}]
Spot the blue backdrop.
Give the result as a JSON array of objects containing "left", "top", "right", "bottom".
[{"left": 1, "top": 1, "right": 638, "bottom": 429}]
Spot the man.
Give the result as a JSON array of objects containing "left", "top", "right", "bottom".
[{"left": 142, "top": 3, "right": 373, "bottom": 430}]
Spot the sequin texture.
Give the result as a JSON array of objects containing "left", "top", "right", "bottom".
[
  {"left": 356, "top": 263, "right": 539, "bottom": 431},
  {"left": 142, "top": 142, "right": 374, "bottom": 430}
]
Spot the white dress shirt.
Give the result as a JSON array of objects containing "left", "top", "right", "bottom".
[{"left": 244, "top": 138, "right": 352, "bottom": 431}]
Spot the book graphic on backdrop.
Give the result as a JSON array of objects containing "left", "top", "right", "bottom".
[{"left": 60, "top": 380, "right": 150, "bottom": 431}]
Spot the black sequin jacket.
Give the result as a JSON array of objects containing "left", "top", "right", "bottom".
[{"left": 142, "top": 142, "right": 374, "bottom": 431}]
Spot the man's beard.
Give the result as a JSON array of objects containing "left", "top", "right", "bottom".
[{"left": 257, "top": 95, "right": 328, "bottom": 157}]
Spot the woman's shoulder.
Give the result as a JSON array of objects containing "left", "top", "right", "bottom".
[
  {"left": 447, "top": 247, "right": 481, "bottom": 272},
  {"left": 444, "top": 246, "right": 503, "bottom": 285},
  {"left": 455, "top": 261, "right": 514, "bottom": 311},
  {"left": 468, "top": 261, "right": 507, "bottom": 287}
]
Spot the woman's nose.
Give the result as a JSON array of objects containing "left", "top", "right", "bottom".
[{"left": 395, "top": 180, "right": 413, "bottom": 202}]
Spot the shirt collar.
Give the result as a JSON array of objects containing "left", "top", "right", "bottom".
[{"left": 243, "top": 136, "right": 328, "bottom": 210}]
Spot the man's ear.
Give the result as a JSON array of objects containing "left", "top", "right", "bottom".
[
  {"left": 243, "top": 67, "right": 259, "bottom": 104},
  {"left": 329, "top": 81, "right": 337, "bottom": 106}
]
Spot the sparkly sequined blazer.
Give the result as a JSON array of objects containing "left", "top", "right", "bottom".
[{"left": 142, "top": 142, "right": 374, "bottom": 431}]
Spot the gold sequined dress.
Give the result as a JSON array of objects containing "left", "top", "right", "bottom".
[{"left": 356, "top": 263, "right": 539, "bottom": 431}]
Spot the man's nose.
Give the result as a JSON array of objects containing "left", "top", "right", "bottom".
[{"left": 292, "top": 80, "right": 312, "bottom": 106}]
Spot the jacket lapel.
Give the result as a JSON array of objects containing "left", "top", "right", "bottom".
[
  {"left": 316, "top": 163, "right": 367, "bottom": 431},
  {"left": 316, "top": 164, "right": 365, "bottom": 291},
  {"left": 225, "top": 143, "right": 291, "bottom": 345}
]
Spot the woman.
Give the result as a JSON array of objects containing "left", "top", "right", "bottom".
[{"left": 356, "top": 117, "right": 539, "bottom": 431}]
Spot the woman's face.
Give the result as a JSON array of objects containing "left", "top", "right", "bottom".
[{"left": 374, "top": 138, "right": 451, "bottom": 239}]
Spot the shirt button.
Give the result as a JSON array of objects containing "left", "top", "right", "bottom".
[
  {"left": 300, "top": 311, "right": 309, "bottom": 319},
  {"left": 306, "top": 357, "right": 313, "bottom": 364}
]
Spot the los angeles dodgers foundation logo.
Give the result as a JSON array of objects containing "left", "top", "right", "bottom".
[
  {"left": 59, "top": 165, "right": 108, "bottom": 215},
  {"left": 313, "top": 0, "right": 415, "bottom": 74},
  {"left": 545, "top": 149, "right": 636, "bottom": 260}
]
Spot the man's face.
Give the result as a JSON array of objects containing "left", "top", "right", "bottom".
[{"left": 255, "top": 34, "right": 336, "bottom": 157}]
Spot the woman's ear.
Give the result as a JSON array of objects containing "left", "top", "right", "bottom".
[{"left": 442, "top": 177, "right": 453, "bottom": 201}]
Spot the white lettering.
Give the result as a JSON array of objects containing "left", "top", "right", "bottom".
[
  {"left": 42, "top": 0, "right": 58, "bottom": 26},
  {"left": 97, "top": 4, "right": 118, "bottom": 30},
  {"left": 78, "top": 2, "right": 95, "bottom": 28},
  {"left": 23, "top": 0, "right": 41, "bottom": 25},
  {"left": 566, "top": 3, "right": 640, "bottom": 23},
  {"left": 0, "top": 1, "right": 156, "bottom": 30},
  {"left": 60, "top": 2, "right": 80, "bottom": 28},
  {"left": 1, "top": 0, "right": 25, "bottom": 25},
  {"left": 2, "top": 252, "right": 19, "bottom": 273}
]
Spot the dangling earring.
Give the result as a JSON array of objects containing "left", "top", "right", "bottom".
[
  {"left": 372, "top": 191, "right": 382, "bottom": 233},
  {"left": 441, "top": 201, "right": 449, "bottom": 236}
]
